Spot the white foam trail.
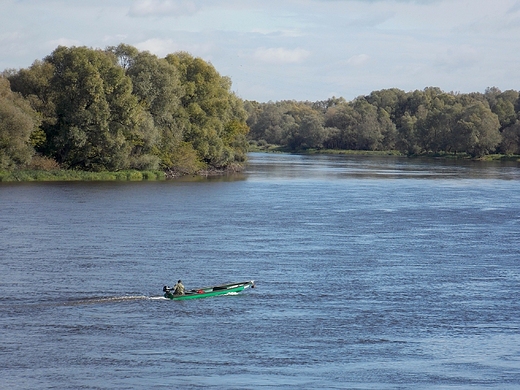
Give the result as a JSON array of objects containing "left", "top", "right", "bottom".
[{"left": 63, "top": 295, "right": 150, "bottom": 306}]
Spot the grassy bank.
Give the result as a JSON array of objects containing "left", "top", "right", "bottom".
[{"left": 0, "top": 169, "right": 166, "bottom": 182}]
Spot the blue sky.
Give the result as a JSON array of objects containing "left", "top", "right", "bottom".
[{"left": 1, "top": 0, "right": 520, "bottom": 102}]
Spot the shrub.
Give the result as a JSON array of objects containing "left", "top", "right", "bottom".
[{"left": 28, "top": 155, "right": 60, "bottom": 170}]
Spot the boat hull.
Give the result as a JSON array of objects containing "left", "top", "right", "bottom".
[{"left": 163, "top": 281, "right": 254, "bottom": 300}]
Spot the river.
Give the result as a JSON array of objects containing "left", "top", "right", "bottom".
[{"left": 1, "top": 153, "right": 519, "bottom": 389}]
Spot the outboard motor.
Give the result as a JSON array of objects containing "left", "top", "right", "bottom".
[{"left": 163, "top": 285, "right": 169, "bottom": 292}]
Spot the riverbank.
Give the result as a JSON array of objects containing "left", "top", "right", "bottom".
[
  {"left": 0, "top": 169, "right": 166, "bottom": 182},
  {"left": 2, "top": 150, "right": 518, "bottom": 183},
  {"left": 248, "top": 143, "right": 520, "bottom": 161},
  {"left": 0, "top": 163, "right": 248, "bottom": 183}
]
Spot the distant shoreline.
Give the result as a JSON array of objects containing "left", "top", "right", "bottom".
[{"left": 248, "top": 145, "right": 520, "bottom": 162}]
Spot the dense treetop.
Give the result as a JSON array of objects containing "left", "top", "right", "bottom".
[
  {"left": 1, "top": 44, "right": 519, "bottom": 175},
  {"left": 0, "top": 77, "right": 41, "bottom": 170},
  {"left": 1, "top": 44, "right": 248, "bottom": 173}
]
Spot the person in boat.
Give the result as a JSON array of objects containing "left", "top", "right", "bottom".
[{"left": 173, "top": 280, "right": 185, "bottom": 295}]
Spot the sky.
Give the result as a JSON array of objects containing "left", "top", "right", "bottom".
[{"left": 1, "top": 0, "right": 520, "bottom": 102}]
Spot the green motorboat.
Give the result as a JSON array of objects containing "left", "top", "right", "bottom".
[{"left": 163, "top": 280, "right": 255, "bottom": 300}]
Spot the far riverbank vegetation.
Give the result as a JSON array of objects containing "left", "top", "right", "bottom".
[
  {"left": 244, "top": 89, "right": 520, "bottom": 161},
  {"left": 1, "top": 43, "right": 519, "bottom": 181}
]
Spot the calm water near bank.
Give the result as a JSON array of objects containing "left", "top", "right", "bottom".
[{"left": 1, "top": 153, "right": 519, "bottom": 389}]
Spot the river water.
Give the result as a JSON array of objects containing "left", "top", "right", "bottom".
[{"left": 1, "top": 153, "right": 519, "bottom": 389}]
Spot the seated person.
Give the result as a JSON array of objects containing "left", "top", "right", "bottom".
[{"left": 173, "top": 280, "right": 185, "bottom": 295}]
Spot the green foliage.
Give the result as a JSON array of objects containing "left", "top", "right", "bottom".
[
  {"left": 285, "top": 103, "right": 327, "bottom": 149},
  {"left": 0, "top": 77, "right": 40, "bottom": 170},
  {"left": 165, "top": 52, "right": 249, "bottom": 168},
  {"left": 5, "top": 43, "right": 249, "bottom": 176},
  {"left": 6, "top": 60, "right": 56, "bottom": 139},
  {"left": 28, "top": 154, "right": 60, "bottom": 170},
  {"left": 456, "top": 102, "right": 501, "bottom": 157},
  {"left": 45, "top": 46, "right": 142, "bottom": 171},
  {"left": 499, "top": 121, "right": 520, "bottom": 154},
  {"left": 322, "top": 98, "right": 395, "bottom": 151},
  {"left": 164, "top": 141, "right": 205, "bottom": 175},
  {"left": 0, "top": 168, "right": 165, "bottom": 182},
  {"left": 123, "top": 47, "right": 184, "bottom": 165},
  {"left": 248, "top": 86, "right": 520, "bottom": 158},
  {"left": 3, "top": 43, "right": 519, "bottom": 177},
  {"left": 247, "top": 101, "right": 296, "bottom": 145}
]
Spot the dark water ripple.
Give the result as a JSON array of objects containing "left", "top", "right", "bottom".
[{"left": 1, "top": 153, "right": 519, "bottom": 389}]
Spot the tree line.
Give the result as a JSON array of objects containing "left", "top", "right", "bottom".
[
  {"left": 2, "top": 45, "right": 520, "bottom": 175},
  {"left": 245, "top": 87, "right": 520, "bottom": 157},
  {"left": 1, "top": 44, "right": 248, "bottom": 173}
]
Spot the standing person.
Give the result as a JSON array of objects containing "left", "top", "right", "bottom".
[{"left": 173, "top": 280, "right": 185, "bottom": 295}]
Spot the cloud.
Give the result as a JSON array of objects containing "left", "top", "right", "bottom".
[
  {"left": 251, "top": 28, "right": 305, "bottom": 38},
  {"left": 253, "top": 47, "right": 310, "bottom": 64},
  {"left": 0, "top": 31, "right": 24, "bottom": 47},
  {"left": 102, "top": 34, "right": 129, "bottom": 44},
  {"left": 46, "top": 38, "right": 82, "bottom": 50},
  {"left": 0, "top": 32, "right": 30, "bottom": 62},
  {"left": 135, "top": 38, "right": 213, "bottom": 57},
  {"left": 347, "top": 54, "right": 370, "bottom": 66},
  {"left": 129, "top": 0, "right": 199, "bottom": 17},
  {"left": 1, "top": 0, "right": 520, "bottom": 102},
  {"left": 134, "top": 38, "right": 180, "bottom": 56},
  {"left": 434, "top": 45, "right": 479, "bottom": 70},
  {"left": 313, "top": 0, "right": 441, "bottom": 3}
]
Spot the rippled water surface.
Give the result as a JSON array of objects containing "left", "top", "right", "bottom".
[{"left": 1, "top": 153, "right": 520, "bottom": 389}]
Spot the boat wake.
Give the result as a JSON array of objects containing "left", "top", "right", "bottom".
[
  {"left": 60, "top": 281, "right": 254, "bottom": 305},
  {"left": 61, "top": 295, "right": 162, "bottom": 306}
]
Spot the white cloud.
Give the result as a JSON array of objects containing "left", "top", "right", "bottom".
[
  {"left": 251, "top": 28, "right": 305, "bottom": 38},
  {"left": 129, "top": 0, "right": 199, "bottom": 17},
  {"left": 135, "top": 38, "right": 213, "bottom": 57},
  {"left": 1, "top": 0, "right": 520, "bottom": 101},
  {"left": 347, "top": 54, "right": 370, "bottom": 67},
  {"left": 103, "top": 34, "right": 128, "bottom": 43},
  {"left": 253, "top": 47, "right": 310, "bottom": 64},
  {"left": 134, "top": 38, "right": 182, "bottom": 56},
  {"left": 434, "top": 45, "right": 479, "bottom": 70},
  {"left": 45, "top": 38, "right": 82, "bottom": 50},
  {"left": 0, "top": 31, "right": 22, "bottom": 43},
  {"left": 0, "top": 31, "right": 24, "bottom": 51},
  {"left": 0, "top": 32, "right": 29, "bottom": 65}
]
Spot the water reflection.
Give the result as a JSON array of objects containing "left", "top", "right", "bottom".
[
  {"left": 245, "top": 152, "right": 520, "bottom": 180},
  {"left": 172, "top": 173, "right": 247, "bottom": 183}
]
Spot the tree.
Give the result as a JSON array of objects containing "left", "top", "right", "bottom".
[
  {"left": 499, "top": 121, "right": 520, "bottom": 154},
  {"left": 106, "top": 43, "right": 138, "bottom": 71},
  {"left": 491, "top": 92, "right": 518, "bottom": 129},
  {"left": 285, "top": 104, "right": 327, "bottom": 149},
  {"left": 396, "top": 112, "right": 420, "bottom": 155},
  {"left": 454, "top": 102, "right": 501, "bottom": 157},
  {"left": 484, "top": 86, "right": 502, "bottom": 108},
  {"left": 365, "top": 88, "right": 407, "bottom": 121},
  {"left": 165, "top": 52, "right": 249, "bottom": 168},
  {"left": 6, "top": 60, "right": 56, "bottom": 155},
  {"left": 0, "top": 77, "right": 40, "bottom": 169},
  {"left": 248, "top": 102, "right": 296, "bottom": 145},
  {"left": 122, "top": 47, "right": 184, "bottom": 169},
  {"left": 324, "top": 102, "right": 358, "bottom": 149},
  {"left": 41, "top": 46, "right": 149, "bottom": 171},
  {"left": 312, "top": 96, "right": 346, "bottom": 114},
  {"left": 413, "top": 93, "right": 460, "bottom": 153}
]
